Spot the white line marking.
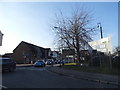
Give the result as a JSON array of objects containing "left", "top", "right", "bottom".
[{"left": 0, "top": 85, "right": 7, "bottom": 89}]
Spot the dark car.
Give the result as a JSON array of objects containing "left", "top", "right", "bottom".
[
  {"left": 0, "top": 58, "right": 16, "bottom": 72},
  {"left": 34, "top": 60, "right": 45, "bottom": 67},
  {"left": 112, "top": 56, "right": 120, "bottom": 67}
]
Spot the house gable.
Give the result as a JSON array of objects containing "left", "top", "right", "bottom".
[
  {"left": 12, "top": 41, "right": 31, "bottom": 63},
  {"left": 12, "top": 41, "right": 52, "bottom": 63}
]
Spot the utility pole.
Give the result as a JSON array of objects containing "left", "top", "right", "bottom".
[
  {"left": 97, "top": 23, "right": 103, "bottom": 39},
  {"left": 0, "top": 30, "right": 3, "bottom": 46}
]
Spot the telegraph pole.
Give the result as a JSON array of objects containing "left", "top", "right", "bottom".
[
  {"left": 97, "top": 23, "right": 103, "bottom": 68},
  {"left": 97, "top": 23, "right": 103, "bottom": 39},
  {"left": 0, "top": 30, "right": 3, "bottom": 46}
]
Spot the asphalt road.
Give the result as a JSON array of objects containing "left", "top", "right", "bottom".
[{"left": 2, "top": 66, "right": 118, "bottom": 88}]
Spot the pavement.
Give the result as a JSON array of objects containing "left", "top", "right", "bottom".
[
  {"left": 16, "top": 64, "right": 33, "bottom": 67},
  {"left": 46, "top": 66, "right": 120, "bottom": 86}
]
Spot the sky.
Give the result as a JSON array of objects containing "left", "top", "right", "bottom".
[{"left": 0, "top": 2, "right": 118, "bottom": 54}]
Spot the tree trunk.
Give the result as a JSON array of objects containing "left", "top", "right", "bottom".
[
  {"left": 76, "top": 48, "right": 80, "bottom": 65},
  {"left": 76, "top": 32, "right": 81, "bottom": 65}
]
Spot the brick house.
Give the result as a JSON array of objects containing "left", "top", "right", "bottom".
[{"left": 12, "top": 41, "right": 51, "bottom": 64}]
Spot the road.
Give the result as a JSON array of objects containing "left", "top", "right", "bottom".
[{"left": 2, "top": 66, "right": 118, "bottom": 88}]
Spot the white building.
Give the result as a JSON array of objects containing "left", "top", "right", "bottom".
[
  {"left": 88, "top": 37, "right": 112, "bottom": 53},
  {"left": 0, "top": 31, "right": 3, "bottom": 46},
  {"left": 52, "top": 51, "right": 60, "bottom": 60}
]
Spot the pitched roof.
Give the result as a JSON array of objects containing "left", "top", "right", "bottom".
[
  {"left": 22, "top": 41, "right": 44, "bottom": 49},
  {"left": 22, "top": 41, "right": 43, "bottom": 53},
  {"left": 13, "top": 41, "right": 50, "bottom": 54}
]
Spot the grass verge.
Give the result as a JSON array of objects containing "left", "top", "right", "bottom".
[
  {"left": 61, "top": 65, "right": 119, "bottom": 76},
  {"left": 64, "top": 63, "right": 77, "bottom": 65}
]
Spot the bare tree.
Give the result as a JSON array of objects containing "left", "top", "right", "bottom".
[
  {"left": 113, "top": 46, "right": 120, "bottom": 56},
  {"left": 52, "top": 7, "right": 96, "bottom": 64}
]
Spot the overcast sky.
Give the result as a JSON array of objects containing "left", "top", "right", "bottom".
[{"left": 0, "top": 2, "right": 118, "bottom": 54}]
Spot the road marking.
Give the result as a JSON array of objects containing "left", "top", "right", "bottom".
[
  {"left": 17, "top": 68, "right": 45, "bottom": 71},
  {"left": 0, "top": 85, "right": 7, "bottom": 89}
]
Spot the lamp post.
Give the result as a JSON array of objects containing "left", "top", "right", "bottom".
[
  {"left": 97, "top": 23, "right": 103, "bottom": 39},
  {"left": 0, "top": 31, "right": 3, "bottom": 46}
]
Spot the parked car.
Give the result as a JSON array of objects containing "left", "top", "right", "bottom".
[
  {"left": 54, "top": 60, "right": 58, "bottom": 64},
  {"left": 0, "top": 58, "right": 16, "bottom": 72},
  {"left": 34, "top": 60, "right": 46, "bottom": 67},
  {"left": 112, "top": 56, "right": 120, "bottom": 68},
  {"left": 54, "top": 60, "right": 60, "bottom": 64},
  {"left": 55, "top": 60, "right": 64, "bottom": 64},
  {"left": 46, "top": 59, "right": 54, "bottom": 65}
]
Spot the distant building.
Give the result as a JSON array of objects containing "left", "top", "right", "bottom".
[
  {"left": 2, "top": 53, "right": 13, "bottom": 58},
  {"left": 52, "top": 51, "right": 61, "bottom": 60},
  {"left": 0, "top": 55, "right": 2, "bottom": 58},
  {"left": 12, "top": 41, "right": 52, "bottom": 64},
  {"left": 0, "top": 31, "right": 3, "bottom": 46}
]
